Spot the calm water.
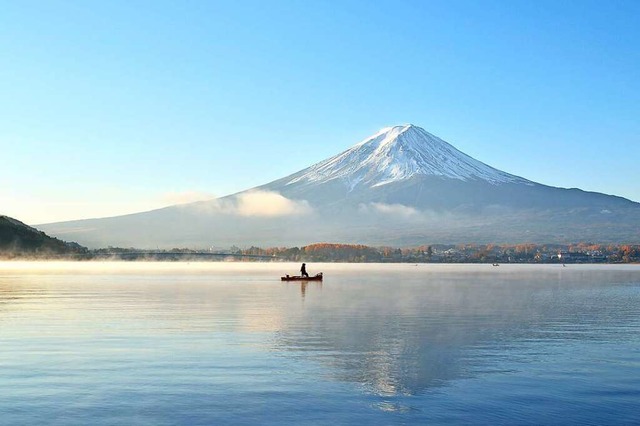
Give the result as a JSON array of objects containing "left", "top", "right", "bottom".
[{"left": 1, "top": 262, "right": 639, "bottom": 425}]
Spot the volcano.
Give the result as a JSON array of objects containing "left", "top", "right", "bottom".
[{"left": 40, "top": 125, "right": 640, "bottom": 248}]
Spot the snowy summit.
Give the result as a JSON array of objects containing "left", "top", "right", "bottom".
[{"left": 286, "top": 124, "right": 530, "bottom": 190}]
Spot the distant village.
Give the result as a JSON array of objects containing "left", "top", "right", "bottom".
[
  {"left": 86, "top": 242, "right": 640, "bottom": 263},
  {"left": 233, "top": 242, "right": 640, "bottom": 263}
]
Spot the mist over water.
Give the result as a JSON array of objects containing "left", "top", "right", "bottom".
[{"left": 1, "top": 263, "right": 639, "bottom": 424}]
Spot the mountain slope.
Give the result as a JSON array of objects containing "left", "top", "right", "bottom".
[{"left": 39, "top": 125, "right": 640, "bottom": 247}]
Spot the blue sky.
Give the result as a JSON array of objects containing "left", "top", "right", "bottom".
[{"left": 1, "top": 0, "right": 639, "bottom": 224}]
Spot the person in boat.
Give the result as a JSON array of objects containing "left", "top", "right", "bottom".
[{"left": 300, "top": 263, "right": 309, "bottom": 278}]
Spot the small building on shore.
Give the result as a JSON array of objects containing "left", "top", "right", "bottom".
[{"left": 557, "top": 251, "right": 590, "bottom": 263}]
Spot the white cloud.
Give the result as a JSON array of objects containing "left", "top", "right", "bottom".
[
  {"left": 187, "top": 190, "right": 312, "bottom": 217},
  {"left": 235, "top": 190, "right": 312, "bottom": 217},
  {"left": 359, "top": 202, "right": 419, "bottom": 218}
]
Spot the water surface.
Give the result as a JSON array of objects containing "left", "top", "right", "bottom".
[{"left": 1, "top": 262, "right": 639, "bottom": 425}]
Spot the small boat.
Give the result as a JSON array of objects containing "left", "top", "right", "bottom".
[{"left": 281, "top": 272, "right": 323, "bottom": 281}]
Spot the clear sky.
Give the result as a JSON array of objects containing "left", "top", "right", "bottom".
[{"left": 1, "top": 0, "right": 639, "bottom": 225}]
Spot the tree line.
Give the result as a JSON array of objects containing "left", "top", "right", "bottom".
[
  {"left": 235, "top": 242, "right": 640, "bottom": 263},
  {"left": 4, "top": 241, "right": 639, "bottom": 263}
]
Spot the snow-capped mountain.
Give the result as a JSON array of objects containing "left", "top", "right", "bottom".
[
  {"left": 39, "top": 124, "right": 640, "bottom": 248},
  {"left": 285, "top": 124, "right": 530, "bottom": 190},
  {"left": 261, "top": 124, "right": 631, "bottom": 213}
]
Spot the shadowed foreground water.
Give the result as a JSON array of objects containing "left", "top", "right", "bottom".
[{"left": 1, "top": 262, "right": 639, "bottom": 425}]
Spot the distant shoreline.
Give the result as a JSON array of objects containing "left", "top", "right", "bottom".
[{"left": 2, "top": 241, "right": 639, "bottom": 264}]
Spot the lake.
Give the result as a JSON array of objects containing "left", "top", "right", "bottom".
[{"left": 1, "top": 262, "right": 639, "bottom": 425}]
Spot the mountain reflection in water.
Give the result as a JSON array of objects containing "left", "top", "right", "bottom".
[
  {"left": 1, "top": 262, "right": 639, "bottom": 425},
  {"left": 274, "top": 265, "right": 640, "bottom": 397}
]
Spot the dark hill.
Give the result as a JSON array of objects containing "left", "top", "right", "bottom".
[{"left": 0, "top": 215, "right": 86, "bottom": 258}]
